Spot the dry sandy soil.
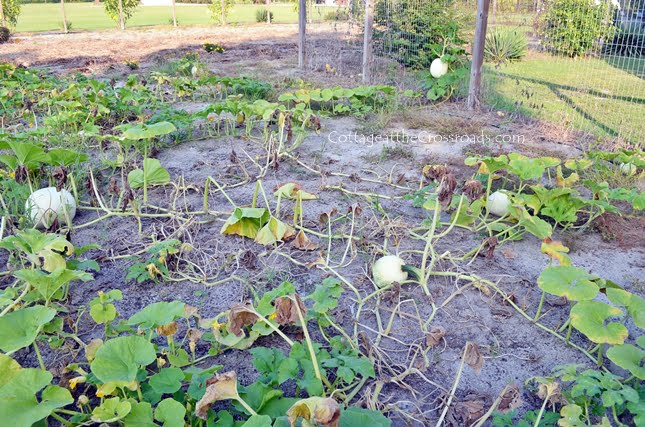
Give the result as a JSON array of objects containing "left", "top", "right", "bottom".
[{"left": 2, "top": 26, "right": 644, "bottom": 426}]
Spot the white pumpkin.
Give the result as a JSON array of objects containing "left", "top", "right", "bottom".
[
  {"left": 486, "top": 191, "right": 511, "bottom": 217},
  {"left": 26, "top": 187, "right": 77, "bottom": 229},
  {"left": 619, "top": 162, "right": 637, "bottom": 176},
  {"left": 372, "top": 255, "right": 408, "bottom": 288},
  {"left": 430, "top": 58, "right": 449, "bottom": 78}
]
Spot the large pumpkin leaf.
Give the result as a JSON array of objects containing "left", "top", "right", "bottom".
[
  {"left": 507, "top": 153, "right": 558, "bottom": 181},
  {"left": 220, "top": 208, "right": 270, "bottom": 239},
  {"left": 606, "top": 288, "right": 645, "bottom": 329},
  {"left": 340, "top": 407, "right": 391, "bottom": 427},
  {"left": 606, "top": 338, "right": 645, "bottom": 380},
  {"left": 122, "top": 401, "right": 156, "bottom": 427},
  {"left": 91, "top": 397, "right": 132, "bottom": 423},
  {"left": 149, "top": 368, "right": 185, "bottom": 395},
  {"left": 128, "top": 158, "right": 171, "bottom": 189},
  {"left": 255, "top": 217, "right": 295, "bottom": 245},
  {"left": 537, "top": 266, "right": 599, "bottom": 301},
  {"left": 0, "top": 305, "right": 56, "bottom": 352},
  {"left": 127, "top": 301, "right": 186, "bottom": 329},
  {"left": 570, "top": 301, "right": 628, "bottom": 345},
  {"left": 122, "top": 121, "right": 177, "bottom": 140},
  {"left": 13, "top": 268, "right": 92, "bottom": 302},
  {"left": 0, "top": 354, "right": 74, "bottom": 427},
  {"left": 0, "top": 229, "right": 73, "bottom": 272},
  {"left": 90, "top": 336, "right": 156, "bottom": 383},
  {"left": 154, "top": 398, "right": 186, "bottom": 427}
]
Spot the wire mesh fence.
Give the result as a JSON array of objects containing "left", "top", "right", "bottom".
[{"left": 304, "top": 0, "right": 644, "bottom": 145}]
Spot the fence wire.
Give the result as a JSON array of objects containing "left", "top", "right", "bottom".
[{"left": 305, "top": 0, "right": 644, "bottom": 145}]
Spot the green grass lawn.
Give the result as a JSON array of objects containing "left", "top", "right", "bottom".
[
  {"left": 15, "top": 3, "right": 337, "bottom": 33},
  {"left": 483, "top": 52, "right": 645, "bottom": 144}
]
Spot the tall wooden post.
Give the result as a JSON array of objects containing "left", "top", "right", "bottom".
[
  {"left": 221, "top": 0, "right": 226, "bottom": 25},
  {"left": 1, "top": 0, "right": 6, "bottom": 28},
  {"left": 298, "top": 0, "right": 306, "bottom": 69},
  {"left": 362, "top": 0, "right": 374, "bottom": 83},
  {"left": 266, "top": 0, "right": 271, "bottom": 24},
  {"left": 467, "top": 0, "right": 490, "bottom": 110},
  {"left": 61, "top": 0, "right": 68, "bottom": 33},
  {"left": 118, "top": 0, "right": 125, "bottom": 30},
  {"left": 171, "top": 0, "right": 177, "bottom": 27}
]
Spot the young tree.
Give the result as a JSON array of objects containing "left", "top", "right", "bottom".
[
  {"left": 171, "top": 0, "right": 177, "bottom": 27},
  {"left": 0, "top": 0, "right": 21, "bottom": 28},
  {"left": 208, "top": 0, "right": 233, "bottom": 25},
  {"left": 104, "top": 0, "right": 140, "bottom": 30},
  {"left": 60, "top": 0, "right": 69, "bottom": 33}
]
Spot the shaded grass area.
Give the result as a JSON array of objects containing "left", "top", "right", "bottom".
[
  {"left": 483, "top": 52, "right": 645, "bottom": 143},
  {"left": 15, "top": 3, "right": 337, "bottom": 33}
]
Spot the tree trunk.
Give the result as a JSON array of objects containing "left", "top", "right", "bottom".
[
  {"left": 118, "top": 0, "right": 125, "bottom": 30},
  {"left": 298, "top": 0, "right": 306, "bottom": 68},
  {"left": 61, "top": 0, "right": 68, "bottom": 33},
  {"left": 362, "top": 0, "right": 374, "bottom": 83},
  {"left": 221, "top": 0, "right": 226, "bottom": 25},
  {"left": 467, "top": 0, "right": 491, "bottom": 110},
  {"left": 171, "top": 0, "right": 177, "bottom": 27}
]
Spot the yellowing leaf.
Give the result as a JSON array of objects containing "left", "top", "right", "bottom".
[
  {"left": 255, "top": 217, "right": 295, "bottom": 245},
  {"left": 195, "top": 371, "right": 241, "bottom": 420},
  {"left": 287, "top": 397, "right": 340, "bottom": 427},
  {"left": 541, "top": 238, "right": 571, "bottom": 266},
  {"left": 221, "top": 208, "right": 270, "bottom": 239}
]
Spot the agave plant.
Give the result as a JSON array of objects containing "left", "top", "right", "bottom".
[{"left": 485, "top": 29, "right": 528, "bottom": 66}]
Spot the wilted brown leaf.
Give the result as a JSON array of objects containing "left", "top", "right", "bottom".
[
  {"left": 498, "top": 384, "right": 522, "bottom": 413},
  {"left": 463, "top": 180, "right": 483, "bottom": 201},
  {"left": 447, "top": 399, "right": 486, "bottom": 426},
  {"left": 426, "top": 326, "right": 446, "bottom": 348},
  {"left": 465, "top": 342, "right": 484, "bottom": 375},
  {"left": 287, "top": 397, "right": 340, "bottom": 427},
  {"left": 156, "top": 321, "right": 178, "bottom": 337},
  {"left": 292, "top": 230, "right": 319, "bottom": 251},
  {"left": 228, "top": 304, "right": 258, "bottom": 336},
  {"left": 423, "top": 164, "right": 449, "bottom": 181},
  {"left": 195, "top": 371, "right": 241, "bottom": 420},
  {"left": 438, "top": 173, "right": 458, "bottom": 208},
  {"left": 481, "top": 236, "right": 498, "bottom": 259},
  {"left": 537, "top": 381, "right": 566, "bottom": 408},
  {"left": 275, "top": 294, "right": 307, "bottom": 325},
  {"left": 319, "top": 208, "right": 338, "bottom": 225}
]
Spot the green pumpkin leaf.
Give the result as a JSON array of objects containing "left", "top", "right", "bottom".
[
  {"left": 606, "top": 288, "right": 645, "bottom": 329},
  {"left": 90, "top": 303, "right": 117, "bottom": 324},
  {"left": 340, "top": 407, "right": 391, "bottom": 427},
  {"left": 0, "top": 229, "right": 74, "bottom": 273},
  {"left": 309, "top": 277, "right": 343, "bottom": 315},
  {"left": 128, "top": 158, "right": 171, "bottom": 189},
  {"left": 127, "top": 301, "right": 185, "bottom": 329},
  {"left": 14, "top": 268, "right": 92, "bottom": 302},
  {"left": 570, "top": 301, "right": 628, "bottom": 345},
  {"left": 220, "top": 208, "right": 270, "bottom": 239},
  {"left": 0, "top": 305, "right": 56, "bottom": 352},
  {"left": 240, "top": 415, "right": 273, "bottom": 427},
  {"left": 47, "top": 148, "right": 88, "bottom": 166},
  {"left": 122, "top": 121, "right": 177, "bottom": 140},
  {"left": 154, "top": 398, "right": 186, "bottom": 427},
  {"left": 123, "top": 401, "right": 156, "bottom": 427},
  {"left": 149, "top": 368, "right": 185, "bottom": 395},
  {"left": 606, "top": 343, "right": 645, "bottom": 380},
  {"left": 90, "top": 336, "right": 156, "bottom": 383},
  {"left": 91, "top": 397, "right": 132, "bottom": 423},
  {"left": 537, "top": 266, "right": 598, "bottom": 301},
  {"left": 0, "top": 355, "right": 74, "bottom": 427},
  {"left": 558, "top": 404, "right": 586, "bottom": 427}
]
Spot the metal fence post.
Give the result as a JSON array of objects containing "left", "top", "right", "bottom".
[
  {"left": 298, "top": 0, "right": 306, "bottom": 69},
  {"left": 362, "top": 0, "right": 374, "bottom": 83},
  {"left": 467, "top": 0, "right": 491, "bottom": 110}
]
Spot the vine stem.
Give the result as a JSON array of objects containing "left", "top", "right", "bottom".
[
  {"left": 292, "top": 295, "right": 327, "bottom": 396},
  {"left": 532, "top": 391, "right": 551, "bottom": 427},
  {"left": 34, "top": 341, "right": 46, "bottom": 371},
  {"left": 435, "top": 342, "right": 470, "bottom": 427}
]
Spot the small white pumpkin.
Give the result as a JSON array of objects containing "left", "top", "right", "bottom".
[
  {"left": 372, "top": 255, "right": 408, "bottom": 288},
  {"left": 486, "top": 191, "right": 511, "bottom": 217},
  {"left": 430, "top": 58, "right": 449, "bottom": 79},
  {"left": 619, "top": 162, "right": 637, "bottom": 176},
  {"left": 26, "top": 187, "right": 77, "bottom": 229}
]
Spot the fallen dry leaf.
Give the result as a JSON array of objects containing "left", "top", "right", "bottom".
[
  {"left": 498, "top": 384, "right": 522, "bottom": 413},
  {"left": 426, "top": 326, "right": 446, "bottom": 348},
  {"left": 465, "top": 342, "right": 484, "bottom": 375},
  {"left": 292, "top": 230, "right": 319, "bottom": 251}
]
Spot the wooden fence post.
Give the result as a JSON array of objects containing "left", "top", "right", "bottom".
[
  {"left": 298, "top": 0, "right": 306, "bottom": 69},
  {"left": 467, "top": 0, "right": 491, "bottom": 110},
  {"left": 362, "top": 0, "right": 374, "bottom": 83},
  {"left": 118, "top": 0, "right": 125, "bottom": 30}
]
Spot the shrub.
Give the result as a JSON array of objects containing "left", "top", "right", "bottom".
[
  {"left": 255, "top": 7, "right": 273, "bottom": 23},
  {"left": 603, "top": 26, "right": 645, "bottom": 57},
  {"left": 0, "top": 0, "right": 21, "bottom": 27},
  {"left": 373, "top": 0, "right": 468, "bottom": 69},
  {"left": 485, "top": 29, "right": 528, "bottom": 65},
  {"left": 103, "top": 0, "right": 140, "bottom": 28},
  {"left": 0, "top": 27, "right": 10, "bottom": 43},
  {"left": 537, "top": 0, "right": 616, "bottom": 57},
  {"left": 208, "top": 0, "right": 234, "bottom": 24}
]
